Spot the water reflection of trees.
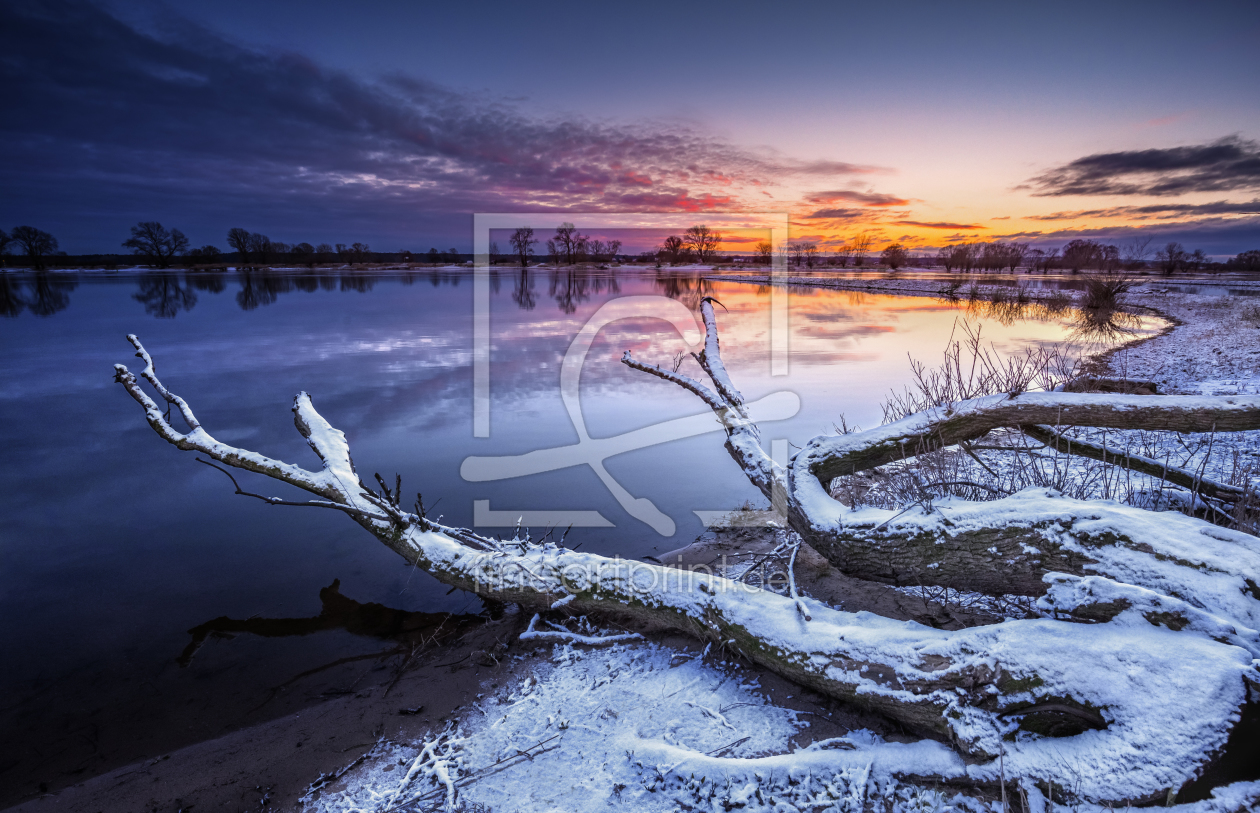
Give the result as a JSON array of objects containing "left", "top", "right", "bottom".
[
  {"left": 1, "top": 268, "right": 645, "bottom": 317},
  {"left": 549, "top": 267, "right": 620, "bottom": 314},
  {"left": 0, "top": 273, "right": 78, "bottom": 317},
  {"left": 652, "top": 270, "right": 713, "bottom": 310},
  {"left": 513, "top": 268, "right": 537, "bottom": 310},
  {"left": 133, "top": 273, "right": 198, "bottom": 318},
  {"left": 946, "top": 290, "right": 1143, "bottom": 345}
]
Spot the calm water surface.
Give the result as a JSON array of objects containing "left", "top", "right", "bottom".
[{"left": 0, "top": 269, "right": 1147, "bottom": 801}]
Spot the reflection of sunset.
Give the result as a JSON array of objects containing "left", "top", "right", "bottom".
[{"left": 486, "top": 275, "right": 1151, "bottom": 444}]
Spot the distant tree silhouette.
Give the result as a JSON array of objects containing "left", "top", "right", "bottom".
[
  {"left": 553, "top": 223, "right": 581, "bottom": 265},
  {"left": 659, "top": 235, "right": 688, "bottom": 265},
  {"left": 1155, "top": 242, "right": 1189, "bottom": 275},
  {"left": 683, "top": 225, "right": 721, "bottom": 263},
  {"left": 187, "top": 245, "right": 222, "bottom": 266},
  {"left": 881, "top": 243, "right": 909, "bottom": 269},
  {"left": 291, "top": 242, "right": 316, "bottom": 267},
  {"left": 122, "top": 221, "right": 188, "bottom": 268},
  {"left": 1121, "top": 237, "right": 1153, "bottom": 270},
  {"left": 10, "top": 226, "right": 58, "bottom": 270},
  {"left": 1232, "top": 249, "right": 1260, "bottom": 270},
  {"left": 227, "top": 228, "right": 252, "bottom": 263},
  {"left": 509, "top": 227, "right": 536, "bottom": 268},
  {"left": 1061, "top": 239, "right": 1103, "bottom": 273},
  {"left": 850, "top": 232, "right": 874, "bottom": 267},
  {"left": 0, "top": 229, "right": 12, "bottom": 267},
  {"left": 247, "top": 233, "right": 273, "bottom": 265}
]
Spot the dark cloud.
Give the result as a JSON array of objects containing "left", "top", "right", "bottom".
[
  {"left": 1024, "top": 136, "right": 1260, "bottom": 197},
  {"left": 792, "top": 161, "right": 888, "bottom": 176},
  {"left": 893, "top": 220, "right": 986, "bottom": 230},
  {"left": 805, "top": 189, "right": 909, "bottom": 207},
  {"left": 0, "top": 0, "right": 872, "bottom": 251},
  {"left": 802, "top": 207, "right": 877, "bottom": 221},
  {"left": 988, "top": 217, "right": 1260, "bottom": 258},
  {"left": 1028, "top": 199, "right": 1260, "bottom": 221}
]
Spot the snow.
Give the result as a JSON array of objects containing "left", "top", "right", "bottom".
[
  {"left": 392, "top": 510, "right": 1260, "bottom": 803},
  {"left": 299, "top": 636, "right": 1259, "bottom": 812}
]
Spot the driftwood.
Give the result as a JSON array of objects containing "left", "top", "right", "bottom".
[{"left": 115, "top": 327, "right": 1260, "bottom": 807}]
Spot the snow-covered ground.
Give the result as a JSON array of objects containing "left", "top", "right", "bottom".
[{"left": 301, "top": 631, "right": 1257, "bottom": 813}]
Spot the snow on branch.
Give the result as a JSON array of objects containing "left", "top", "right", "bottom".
[
  {"left": 520, "top": 614, "right": 643, "bottom": 645},
  {"left": 116, "top": 334, "right": 1260, "bottom": 805}
]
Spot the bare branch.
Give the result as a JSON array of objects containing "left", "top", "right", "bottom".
[
  {"left": 620, "top": 351, "right": 727, "bottom": 415},
  {"left": 1021, "top": 424, "right": 1249, "bottom": 502},
  {"left": 801, "top": 391, "right": 1260, "bottom": 485}
]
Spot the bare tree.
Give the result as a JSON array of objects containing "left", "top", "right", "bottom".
[
  {"left": 0, "top": 229, "right": 12, "bottom": 267},
  {"left": 753, "top": 240, "right": 773, "bottom": 266},
  {"left": 554, "top": 223, "right": 581, "bottom": 265},
  {"left": 586, "top": 239, "right": 606, "bottom": 263},
  {"left": 249, "top": 233, "right": 275, "bottom": 265},
  {"left": 683, "top": 224, "right": 721, "bottom": 263},
  {"left": 1006, "top": 241, "right": 1030, "bottom": 271},
  {"left": 1121, "top": 236, "right": 1153, "bottom": 270},
  {"left": 1156, "top": 241, "right": 1189, "bottom": 275},
  {"left": 659, "top": 235, "right": 688, "bottom": 266},
  {"left": 786, "top": 242, "right": 804, "bottom": 267},
  {"left": 849, "top": 231, "right": 874, "bottom": 266},
  {"left": 834, "top": 242, "right": 854, "bottom": 268},
  {"left": 226, "top": 228, "right": 252, "bottom": 265},
  {"left": 10, "top": 226, "right": 58, "bottom": 270},
  {"left": 801, "top": 242, "right": 819, "bottom": 268},
  {"left": 122, "top": 222, "right": 189, "bottom": 269},
  {"left": 509, "top": 227, "right": 536, "bottom": 268}
]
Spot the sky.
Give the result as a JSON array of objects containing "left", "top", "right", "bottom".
[{"left": 2, "top": 0, "right": 1259, "bottom": 257}]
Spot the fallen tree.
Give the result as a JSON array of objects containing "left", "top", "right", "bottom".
[{"left": 115, "top": 312, "right": 1260, "bottom": 807}]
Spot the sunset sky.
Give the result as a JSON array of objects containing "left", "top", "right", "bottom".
[{"left": 3, "top": 0, "right": 1259, "bottom": 257}]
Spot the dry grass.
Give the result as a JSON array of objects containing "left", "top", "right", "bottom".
[{"left": 830, "top": 321, "right": 1260, "bottom": 536}]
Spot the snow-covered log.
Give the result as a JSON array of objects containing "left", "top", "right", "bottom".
[
  {"left": 115, "top": 333, "right": 1260, "bottom": 806},
  {"left": 624, "top": 300, "right": 1260, "bottom": 598}
]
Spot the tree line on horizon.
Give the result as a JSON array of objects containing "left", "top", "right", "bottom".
[
  {"left": 0, "top": 223, "right": 469, "bottom": 271},
  {"left": 777, "top": 234, "right": 1260, "bottom": 275},
  {"left": 2, "top": 222, "right": 1258, "bottom": 274}
]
